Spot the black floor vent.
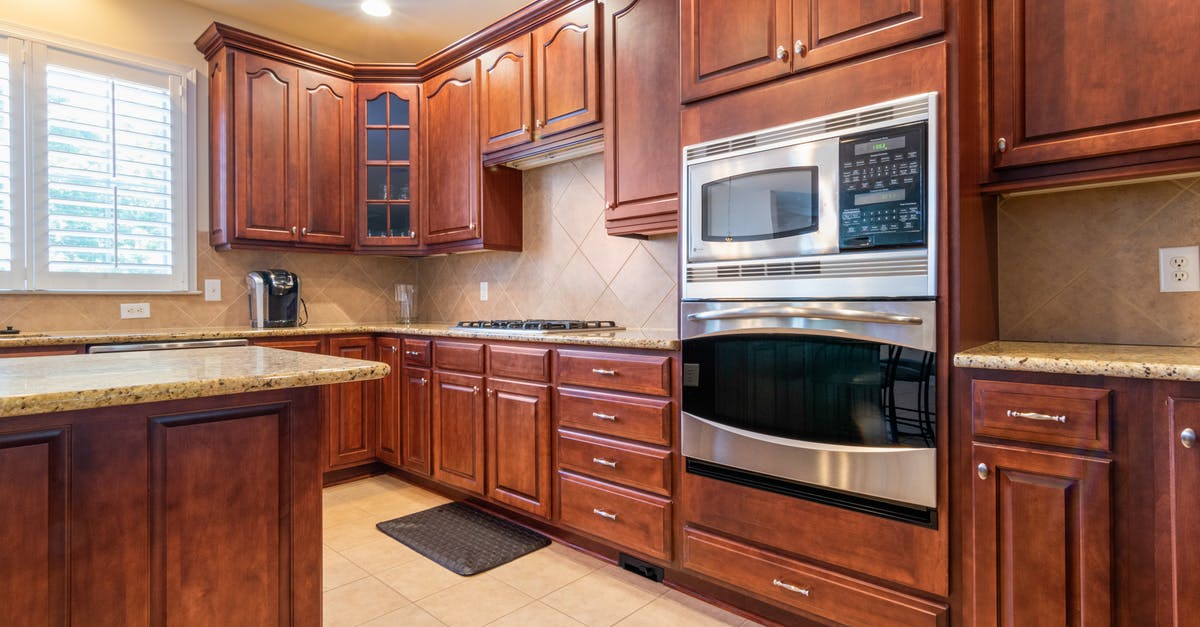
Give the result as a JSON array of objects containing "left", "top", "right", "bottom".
[{"left": 619, "top": 553, "right": 665, "bottom": 582}]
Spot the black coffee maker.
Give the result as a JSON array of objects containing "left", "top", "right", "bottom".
[{"left": 247, "top": 269, "right": 301, "bottom": 328}]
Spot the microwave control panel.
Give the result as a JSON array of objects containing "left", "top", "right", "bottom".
[{"left": 837, "top": 121, "right": 927, "bottom": 250}]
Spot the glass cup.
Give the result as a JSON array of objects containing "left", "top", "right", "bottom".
[{"left": 395, "top": 284, "right": 417, "bottom": 323}]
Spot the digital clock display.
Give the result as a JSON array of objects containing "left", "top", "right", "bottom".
[
  {"left": 854, "top": 135, "right": 906, "bottom": 156},
  {"left": 853, "top": 189, "right": 907, "bottom": 206}
]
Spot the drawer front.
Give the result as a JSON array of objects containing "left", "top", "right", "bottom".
[
  {"left": 972, "top": 380, "right": 1111, "bottom": 450},
  {"left": 434, "top": 340, "right": 485, "bottom": 373},
  {"left": 489, "top": 345, "right": 552, "bottom": 382},
  {"left": 557, "top": 388, "right": 671, "bottom": 445},
  {"left": 557, "top": 349, "right": 671, "bottom": 396},
  {"left": 557, "top": 429, "right": 671, "bottom": 496},
  {"left": 682, "top": 528, "right": 947, "bottom": 626},
  {"left": 402, "top": 339, "right": 431, "bottom": 367},
  {"left": 558, "top": 471, "right": 670, "bottom": 560}
]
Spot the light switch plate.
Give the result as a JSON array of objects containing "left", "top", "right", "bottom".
[
  {"left": 204, "top": 279, "right": 221, "bottom": 301},
  {"left": 480, "top": 282, "right": 489, "bottom": 301}
]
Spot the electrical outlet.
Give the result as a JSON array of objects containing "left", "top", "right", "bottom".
[
  {"left": 1159, "top": 246, "right": 1200, "bottom": 292},
  {"left": 479, "top": 281, "right": 489, "bottom": 301},
  {"left": 204, "top": 279, "right": 221, "bottom": 302},
  {"left": 120, "top": 303, "right": 151, "bottom": 319}
]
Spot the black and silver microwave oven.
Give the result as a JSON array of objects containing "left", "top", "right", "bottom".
[{"left": 682, "top": 93, "right": 938, "bottom": 301}]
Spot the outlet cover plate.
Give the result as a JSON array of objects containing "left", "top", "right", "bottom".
[
  {"left": 1159, "top": 246, "right": 1200, "bottom": 292},
  {"left": 120, "top": 303, "right": 151, "bottom": 319},
  {"left": 204, "top": 279, "right": 221, "bottom": 302}
]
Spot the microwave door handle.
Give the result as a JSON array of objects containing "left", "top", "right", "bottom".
[{"left": 686, "top": 305, "right": 923, "bottom": 325}]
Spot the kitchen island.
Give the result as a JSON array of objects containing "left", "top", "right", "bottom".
[{"left": 0, "top": 347, "right": 388, "bottom": 626}]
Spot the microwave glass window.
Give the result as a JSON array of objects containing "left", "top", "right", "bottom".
[
  {"left": 682, "top": 334, "right": 936, "bottom": 448},
  {"left": 701, "top": 168, "right": 818, "bottom": 242}
]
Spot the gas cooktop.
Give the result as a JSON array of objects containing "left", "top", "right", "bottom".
[{"left": 453, "top": 319, "right": 624, "bottom": 334}]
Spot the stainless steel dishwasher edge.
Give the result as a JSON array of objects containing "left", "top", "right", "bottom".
[{"left": 86, "top": 339, "right": 250, "bottom": 354}]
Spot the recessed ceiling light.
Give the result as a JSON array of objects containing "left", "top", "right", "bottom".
[{"left": 360, "top": 0, "right": 392, "bottom": 17}]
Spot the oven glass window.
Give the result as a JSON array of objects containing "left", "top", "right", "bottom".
[
  {"left": 682, "top": 334, "right": 936, "bottom": 448},
  {"left": 701, "top": 168, "right": 819, "bottom": 242}
]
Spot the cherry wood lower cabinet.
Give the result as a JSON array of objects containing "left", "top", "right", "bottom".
[
  {"left": 432, "top": 371, "right": 486, "bottom": 494},
  {"left": 486, "top": 378, "right": 552, "bottom": 518},
  {"left": 402, "top": 366, "right": 433, "bottom": 475},
  {"left": 326, "top": 335, "right": 378, "bottom": 470},
  {"left": 970, "top": 443, "right": 1111, "bottom": 626},
  {"left": 0, "top": 388, "right": 322, "bottom": 626},
  {"left": 375, "top": 337, "right": 403, "bottom": 466},
  {"left": 0, "top": 345, "right": 84, "bottom": 357},
  {"left": 1158, "top": 392, "right": 1200, "bottom": 627}
]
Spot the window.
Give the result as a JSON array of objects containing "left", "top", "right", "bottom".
[{"left": 0, "top": 31, "right": 193, "bottom": 292}]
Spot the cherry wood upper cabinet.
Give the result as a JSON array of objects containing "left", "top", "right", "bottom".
[
  {"left": 989, "top": 0, "right": 1200, "bottom": 176},
  {"left": 297, "top": 69, "right": 354, "bottom": 247},
  {"left": 971, "top": 443, "right": 1111, "bottom": 626},
  {"left": 603, "top": 0, "right": 681, "bottom": 236},
  {"left": 680, "top": 0, "right": 943, "bottom": 102},
  {"left": 533, "top": 2, "right": 601, "bottom": 140},
  {"left": 479, "top": 35, "right": 535, "bottom": 153},
  {"left": 421, "top": 62, "right": 481, "bottom": 245},
  {"left": 357, "top": 83, "right": 420, "bottom": 249}
]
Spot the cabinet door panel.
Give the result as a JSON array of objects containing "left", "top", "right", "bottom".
[
  {"left": 402, "top": 367, "right": 432, "bottom": 475},
  {"left": 479, "top": 34, "right": 534, "bottom": 153},
  {"left": 376, "top": 337, "right": 402, "bottom": 466},
  {"left": 297, "top": 70, "right": 354, "bottom": 246},
  {"left": 1163, "top": 396, "right": 1200, "bottom": 627},
  {"left": 972, "top": 443, "right": 1111, "bottom": 626},
  {"left": 533, "top": 3, "right": 600, "bottom": 138},
  {"left": 326, "top": 336, "right": 377, "bottom": 470},
  {"left": 798, "top": 0, "right": 944, "bottom": 70},
  {"left": 680, "top": 0, "right": 792, "bottom": 101},
  {"left": 991, "top": 0, "right": 1200, "bottom": 169},
  {"left": 421, "top": 63, "right": 480, "bottom": 244},
  {"left": 487, "top": 379, "right": 552, "bottom": 518},
  {"left": 233, "top": 53, "right": 297, "bottom": 241},
  {"left": 357, "top": 83, "right": 420, "bottom": 248},
  {"left": 433, "top": 371, "right": 485, "bottom": 494}
]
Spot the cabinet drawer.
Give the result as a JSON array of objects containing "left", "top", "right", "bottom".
[
  {"left": 434, "top": 340, "right": 485, "bottom": 373},
  {"left": 557, "top": 349, "right": 670, "bottom": 396},
  {"left": 558, "top": 471, "right": 670, "bottom": 560},
  {"left": 489, "top": 345, "right": 551, "bottom": 382},
  {"left": 557, "top": 388, "right": 671, "bottom": 446},
  {"left": 972, "top": 380, "right": 1111, "bottom": 450},
  {"left": 681, "top": 527, "right": 947, "bottom": 626},
  {"left": 402, "top": 339, "right": 431, "bottom": 367},
  {"left": 557, "top": 429, "right": 671, "bottom": 496}
]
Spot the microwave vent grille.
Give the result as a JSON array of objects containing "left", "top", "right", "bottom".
[
  {"left": 685, "top": 97, "right": 931, "bottom": 161},
  {"left": 686, "top": 255, "right": 928, "bottom": 283}
]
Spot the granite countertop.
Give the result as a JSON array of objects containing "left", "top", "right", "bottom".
[
  {"left": 0, "top": 323, "right": 681, "bottom": 351},
  {"left": 0, "top": 346, "right": 389, "bottom": 418},
  {"left": 954, "top": 341, "right": 1200, "bottom": 382}
]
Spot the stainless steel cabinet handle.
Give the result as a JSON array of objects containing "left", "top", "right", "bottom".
[
  {"left": 408, "top": 230, "right": 416, "bottom": 238},
  {"left": 977, "top": 463, "right": 989, "bottom": 480},
  {"left": 592, "top": 368, "right": 617, "bottom": 376},
  {"left": 469, "top": 221, "right": 476, "bottom": 230},
  {"left": 384, "top": 346, "right": 397, "bottom": 352},
  {"left": 592, "top": 412, "right": 617, "bottom": 421},
  {"left": 521, "top": 123, "right": 529, "bottom": 132},
  {"left": 592, "top": 457, "right": 618, "bottom": 468},
  {"left": 592, "top": 508, "right": 617, "bottom": 520},
  {"left": 1183, "top": 428, "right": 1197, "bottom": 449},
  {"left": 535, "top": 119, "right": 544, "bottom": 129},
  {"left": 771, "top": 579, "right": 810, "bottom": 596},
  {"left": 405, "top": 350, "right": 421, "bottom": 357},
  {"left": 794, "top": 39, "right": 806, "bottom": 56},
  {"left": 775, "top": 44, "right": 788, "bottom": 61},
  {"left": 1006, "top": 409, "right": 1067, "bottom": 423},
  {"left": 687, "top": 305, "right": 922, "bottom": 325}
]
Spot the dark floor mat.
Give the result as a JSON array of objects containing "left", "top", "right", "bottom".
[{"left": 376, "top": 502, "right": 550, "bottom": 576}]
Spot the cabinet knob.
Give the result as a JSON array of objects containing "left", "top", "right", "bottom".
[
  {"left": 1183, "top": 428, "right": 1197, "bottom": 449},
  {"left": 291, "top": 226, "right": 298, "bottom": 235},
  {"left": 606, "top": 202, "right": 616, "bottom": 211},
  {"left": 469, "top": 221, "right": 476, "bottom": 230},
  {"left": 996, "top": 137, "right": 1008, "bottom": 153},
  {"left": 521, "top": 123, "right": 529, "bottom": 133},
  {"left": 794, "top": 39, "right": 807, "bottom": 56},
  {"left": 384, "top": 345, "right": 396, "bottom": 352},
  {"left": 419, "top": 377, "right": 427, "bottom": 385},
  {"left": 977, "top": 463, "right": 989, "bottom": 480},
  {"left": 535, "top": 119, "right": 544, "bottom": 129},
  {"left": 300, "top": 226, "right": 307, "bottom": 236},
  {"left": 775, "top": 44, "right": 788, "bottom": 61},
  {"left": 472, "top": 386, "right": 480, "bottom": 394},
  {"left": 408, "top": 230, "right": 416, "bottom": 238}
]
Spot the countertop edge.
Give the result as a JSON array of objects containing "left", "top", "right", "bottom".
[{"left": 954, "top": 341, "right": 1200, "bottom": 382}]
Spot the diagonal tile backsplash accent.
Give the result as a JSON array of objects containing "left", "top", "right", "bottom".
[
  {"left": 418, "top": 154, "right": 679, "bottom": 331},
  {"left": 998, "top": 175, "right": 1200, "bottom": 345}
]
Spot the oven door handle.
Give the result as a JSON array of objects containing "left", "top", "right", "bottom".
[{"left": 686, "top": 305, "right": 923, "bottom": 325}]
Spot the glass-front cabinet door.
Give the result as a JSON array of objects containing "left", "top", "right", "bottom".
[{"left": 357, "top": 83, "right": 419, "bottom": 248}]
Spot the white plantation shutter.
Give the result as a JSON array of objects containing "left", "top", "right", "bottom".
[{"left": 0, "top": 36, "right": 24, "bottom": 290}]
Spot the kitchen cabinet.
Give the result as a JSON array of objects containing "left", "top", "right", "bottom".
[
  {"left": 375, "top": 337, "right": 402, "bottom": 466},
  {"left": 486, "top": 378, "right": 553, "bottom": 518},
  {"left": 432, "top": 371, "right": 487, "bottom": 494},
  {"left": 205, "top": 45, "right": 354, "bottom": 250},
  {"left": 402, "top": 365, "right": 433, "bottom": 475},
  {"left": 679, "top": 0, "right": 944, "bottom": 102},
  {"left": 971, "top": 442, "right": 1111, "bottom": 626},
  {"left": 420, "top": 62, "right": 523, "bottom": 251},
  {"left": 478, "top": 2, "right": 601, "bottom": 158},
  {"left": 0, "top": 345, "right": 84, "bottom": 356},
  {"left": 1158, "top": 393, "right": 1200, "bottom": 626},
  {"left": 987, "top": 0, "right": 1200, "bottom": 183},
  {"left": 602, "top": 0, "right": 680, "bottom": 236},
  {"left": 326, "top": 335, "right": 377, "bottom": 470},
  {"left": 357, "top": 84, "right": 420, "bottom": 249}
]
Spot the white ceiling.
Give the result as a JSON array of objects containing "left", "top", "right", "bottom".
[{"left": 181, "top": 0, "right": 534, "bottom": 62}]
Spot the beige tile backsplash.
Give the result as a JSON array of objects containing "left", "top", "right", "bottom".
[
  {"left": 999, "top": 175, "right": 1200, "bottom": 346},
  {"left": 0, "top": 154, "right": 677, "bottom": 334},
  {"left": 417, "top": 155, "right": 679, "bottom": 330}
]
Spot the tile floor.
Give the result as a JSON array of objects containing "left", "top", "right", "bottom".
[{"left": 322, "top": 475, "right": 761, "bottom": 627}]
